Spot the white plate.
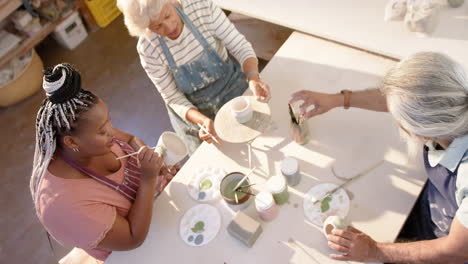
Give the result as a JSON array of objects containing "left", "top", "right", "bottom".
[
  {"left": 179, "top": 204, "right": 221, "bottom": 247},
  {"left": 187, "top": 167, "right": 225, "bottom": 202},
  {"left": 303, "top": 183, "right": 350, "bottom": 226}
]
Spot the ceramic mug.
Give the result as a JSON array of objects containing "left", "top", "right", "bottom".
[
  {"left": 230, "top": 96, "right": 253, "bottom": 123},
  {"left": 154, "top": 132, "right": 188, "bottom": 166},
  {"left": 322, "top": 215, "right": 348, "bottom": 237}
]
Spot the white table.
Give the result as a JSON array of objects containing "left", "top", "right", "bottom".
[
  {"left": 215, "top": 0, "right": 468, "bottom": 70},
  {"left": 106, "top": 32, "right": 427, "bottom": 264}
]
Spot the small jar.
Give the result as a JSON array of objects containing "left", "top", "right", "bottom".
[
  {"left": 281, "top": 157, "right": 301, "bottom": 186},
  {"left": 267, "top": 176, "right": 289, "bottom": 205},
  {"left": 255, "top": 191, "right": 278, "bottom": 221}
]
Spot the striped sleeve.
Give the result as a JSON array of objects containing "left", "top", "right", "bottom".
[
  {"left": 207, "top": 0, "right": 257, "bottom": 66},
  {"left": 137, "top": 38, "right": 195, "bottom": 121}
]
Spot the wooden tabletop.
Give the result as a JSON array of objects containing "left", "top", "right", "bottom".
[{"left": 105, "top": 32, "right": 427, "bottom": 264}]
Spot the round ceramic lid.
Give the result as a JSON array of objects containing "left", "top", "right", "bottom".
[
  {"left": 281, "top": 157, "right": 299, "bottom": 175},
  {"left": 255, "top": 191, "right": 274, "bottom": 210},
  {"left": 267, "top": 176, "right": 286, "bottom": 193}
]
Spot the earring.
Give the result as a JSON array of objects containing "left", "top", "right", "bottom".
[{"left": 72, "top": 147, "right": 79, "bottom": 152}]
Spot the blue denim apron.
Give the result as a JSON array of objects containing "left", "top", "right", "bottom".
[
  {"left": 158, "top": 5, "right": 248, "bottom": 154},
  {"left": 400, "top": 146, "right": 460, "bottom": 240}
]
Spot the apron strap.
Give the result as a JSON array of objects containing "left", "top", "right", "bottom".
[
  {"left": 157, "top": 37, "right": 178, "bottom": 71},
  {"left": 60, "top": 154, "right": 121, "bottom": 191},
  {"left": 60, "top": 140, "right": 139, "bottom": 201},
  {"left": 173, "top": 5, "right": 212, "bottom": 49}
]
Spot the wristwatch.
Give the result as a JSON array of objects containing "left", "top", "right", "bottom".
[{"left": 340, "top": 90, "right": 352, "bottom": 109}]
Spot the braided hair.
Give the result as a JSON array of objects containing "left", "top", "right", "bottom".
[{"left": 31, "top": 63, "right": 97, "bottom": 205}]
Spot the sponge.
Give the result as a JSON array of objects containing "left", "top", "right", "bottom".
[{"left": 227, "top": 211, "right": 263, "bottom": 248}]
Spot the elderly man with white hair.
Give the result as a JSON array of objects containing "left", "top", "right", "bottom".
[
  {"left": 117, "top": 0, "right": 271, "bottom": 153},
  {"left": 290, "top": 52, "right": 468, "bottom": 263}
]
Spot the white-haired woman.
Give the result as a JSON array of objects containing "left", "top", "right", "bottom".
[
  {"left": 117, "top": 0, "right": 271, "bottom": 153},
  {"left": 290, "top": 52, "right": 468, "bottom": 263}
]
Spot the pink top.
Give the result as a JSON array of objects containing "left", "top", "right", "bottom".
[{"left": 36, "top": 141, "right": 139, "bottom": 261}]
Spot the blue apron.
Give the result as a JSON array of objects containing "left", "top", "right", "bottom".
[
  {"left": 400, "top": 146, "right": 460, "bottom": 240},
  {"left": 158, "top": 5, "right": 248, "bottom": 154}
]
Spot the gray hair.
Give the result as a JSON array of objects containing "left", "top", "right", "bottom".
[
  {"left": 382, "top": 52, "right": 468, "bottom": 139},
  {"left": 117, "top": 0, "right": 173, "bottom": 37}
]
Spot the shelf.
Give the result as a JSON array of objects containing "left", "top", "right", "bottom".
[
  {"left": 0, "top": 7, "right": 78, "bottom": 68},
  {"left": 0, "top": 0, "right": 22, "bottom": 22}
]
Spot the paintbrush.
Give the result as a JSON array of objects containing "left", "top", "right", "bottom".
[
  {"left": 237, "top": 190, "right": 256, "bottom": 196},
  {"left": 116, "top": 146, "right": 157, "bottom": 160},
  {"left": 288, "top": 103, "right": 299, "bottom": 124},
  {"left": 197, "top": 123, "right": 220, "bottom": 144},
  {"left": 232, "top": 167, "right": 256, "bottom": 192},
  {"left": 236, "top": 183, "right": 256, "bottom": 190}
]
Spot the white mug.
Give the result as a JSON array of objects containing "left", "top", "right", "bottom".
[
  {"left": 322, "top": 215, "right": 348, "bottom": 237},
  {"left": 230, "top": 96, "right": 253, "bottom": 123},
  {"left": 154, "top": 132, "right": 188, "bottom": 166}
]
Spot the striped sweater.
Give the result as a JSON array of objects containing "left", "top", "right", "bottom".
[{"left": 137, "top": 0, "right": 256, "bottom": 121}]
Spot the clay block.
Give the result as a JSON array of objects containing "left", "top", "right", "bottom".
[{"left": 227, "top": 211, "right": 263, "bottom": 248}]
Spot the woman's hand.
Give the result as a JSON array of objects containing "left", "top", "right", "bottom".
[
  {"left": 137, "top": 146, "right": 164, "bottom": 183},
  {"left": 155, "top": 164, "right": 179, "bottom": 192},
  {"left": 198, "top": 118, "right": 219, "bottom": 144},
  {"left": 289, "top": 90, "right": 343, "bottom": 119},
  {"left": 167, "top": 164, "right": 180, "bottom": 176},
  {"left": 327, "top": 226, "right": 379, "bottom": 262},
  {"left": 249, "top": 79, "right": 271, "bottom": 101},
  {"left": 129, "top": 136, "right": 146, "bottom": 152}
]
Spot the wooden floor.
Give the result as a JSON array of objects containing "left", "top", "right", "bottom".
[{"left": 0, "top": 14, "right": 291, "bottom": 264}]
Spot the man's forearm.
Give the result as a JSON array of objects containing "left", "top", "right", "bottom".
[
  {"left": 348, "top": 88, "right": 388, "bottom": 112},
  {"left": 374, "top": 238, "right": 459, "bottom": 264}
]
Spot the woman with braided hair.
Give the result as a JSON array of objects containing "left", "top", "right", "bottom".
[{"left": 32, "top": 63, "right": 176, "bottom": 262}]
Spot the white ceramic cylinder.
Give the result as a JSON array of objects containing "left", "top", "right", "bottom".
[
  {"left": 230, "top": 96, "right": 253, "bottom": 123},
  {"left": 267, "top": 176, "right": 289, "bottom": 205},
  {"left": 255, "top": 191, "right": 278, "bottom": 221},
  {"left": 323, "top": 216, "right": 348, "bottom": 236},
  {"left": 281, "top": 157, "right": 301, "bottom": 186},
  {"left": 155, "top": 132, "right": 188, "bottom": 166}
]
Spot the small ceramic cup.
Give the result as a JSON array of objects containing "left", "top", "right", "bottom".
[
  {"left": 220, "top": 172, "right": 252, "bottom": 211},
  {"left": 230, "top": 96, "right": 253, "bottom": 123},
  {"left": 322, "top": 215, "right": 348, "bottom": 237},
  {"left": 281, "top": 157, "right": 301, "bottom": 186},
  {"left": 154, "top": 131, "right": 188, "bottom": 166}
]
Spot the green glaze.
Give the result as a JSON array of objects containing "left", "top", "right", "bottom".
[
  {"left": 272, "top": 188, "right": 289, "bottom": 205},
  {"left": 223, "top": 179, "right": 249, "bottom": 200},
  {"left": 191, "top": 221, "right": 205, "bottom": 233},
  {"left": 199, "top": 179, "right": 213, "bottom": 190},
  {"left": 321, "top": 196, "right": 332, "bottom": 213}
]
